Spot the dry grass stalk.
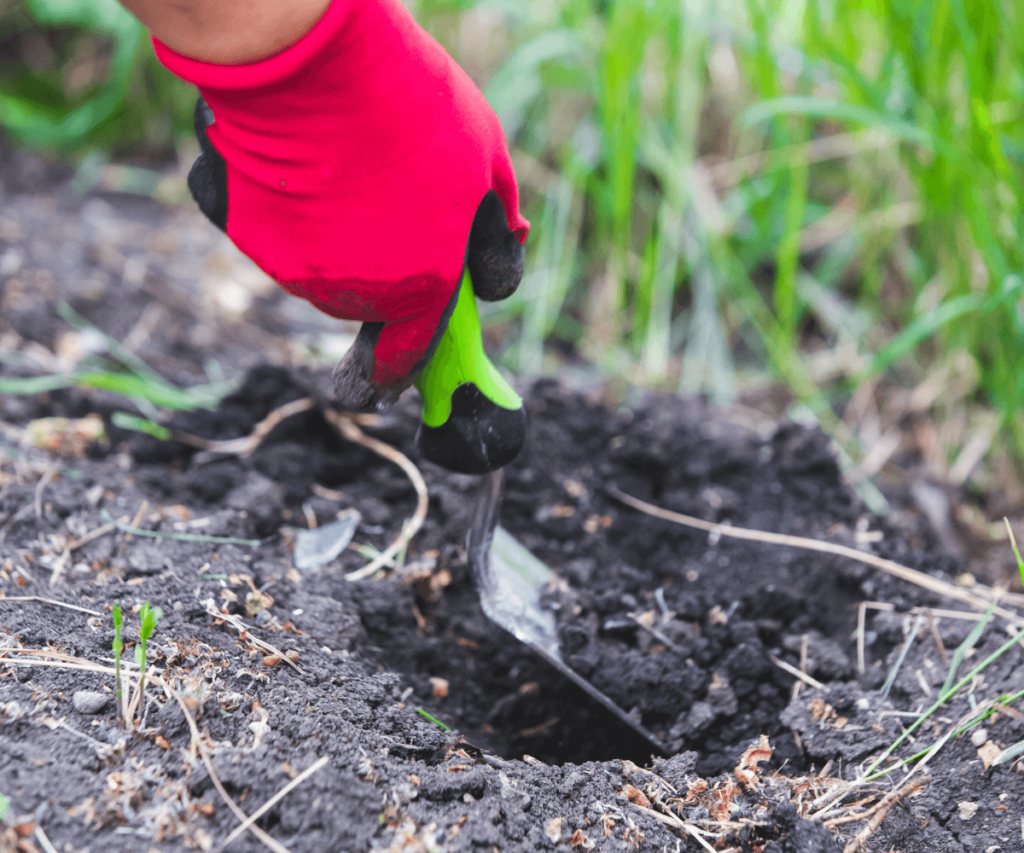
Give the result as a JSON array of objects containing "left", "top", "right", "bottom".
[
  {"left": 857, "top": 601, "right": 868, "bottom": 674},
  {"left": 2, "top": 644, "right": 293, "bottom": 853},
  {"left": 33, "top": 824, "right": 59, "bottom": 853},
  {"left": 0, "top": 595, "right": 103, "bottom": 617},
  {"left": 629, "top": 803, "right": 720, "bottom": 853},
  {"left": 323, "top": 409, "right": 429, "bottom": 581},
  {"left": 768, "top": 654, "right": 829, "bottom": 691},
  {"left": 175, "top": 397, "right": 316, "bottom": 457},
  {"left": 824, "top": 778, "right": 925, "bottom": 828},
  {"left": 203, "top": 602, "right": 302, "bottom": 674},
  {"left": 683, "top": 824, "right": 720, "bottom": 853},
  {"left": 33, "top": 461, "right": 60, "bottom": 519},
  {"left": 841, "top": 777, "right": 929, "bottom": 853},
  {"left": 793, "top": 633, "right": 809, "bottom": 702},
  {"left": 220, "top": 756, "right": 330, "bottom": 848},
  {"left": 1, "top": 655, "right": 113, "bottom": 677},
  {"left": 608, "top": 486, "right": 1023, "bottom": 626},
  {"left": 48, "top": 518, "right": 124, "bottom": 587},
  {"left": 159, "top": 680, "right": 294, "bottom": 853}
]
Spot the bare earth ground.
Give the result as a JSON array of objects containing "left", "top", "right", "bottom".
[{"left": 1, "top": 146, "right": 1024, "bottom": 852}]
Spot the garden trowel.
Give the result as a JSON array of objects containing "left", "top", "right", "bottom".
[
  {"left": 414, "top": 274, "right": 663, "bottom": 753},
  {"left": 467, "top": 468, "right": 665, "bottom": 754}
]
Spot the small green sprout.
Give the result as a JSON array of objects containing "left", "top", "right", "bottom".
[
  {"left": 134, "top": 601, "right": 163, "bottom": 706},
  {"left": 0, "top": 791, "right": 9, "bottom": 822},
  {"left": 416, "top": 708, "right": 450, "bottom": 731},
  {"left": 112, "top": 603, "right": 124, "bottom": 723}
]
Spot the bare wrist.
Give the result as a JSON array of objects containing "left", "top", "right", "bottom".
[{"left": 121, "top": 0, "right": 332, "bottom": 64}]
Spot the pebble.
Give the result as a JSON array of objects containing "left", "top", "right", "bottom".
[
  {"left": 73, "top": 691, "right": 109, "bottom": 714},
  {"left": 970, "top": 728, "right": 989, "bottom": 747}
]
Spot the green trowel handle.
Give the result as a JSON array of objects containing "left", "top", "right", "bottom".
[{"left": 415, "top": 274, "right": 522, "bottom": 427}]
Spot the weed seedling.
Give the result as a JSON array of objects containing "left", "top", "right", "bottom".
[
  {"left": 134, "top": 601, "right": 162, "bottom": 707},
  {"left": 416, "top": 708, "right": 450, "bottom": 732},
  {"left": 112, "top": 603, "right": 124, "bottom": 724}
]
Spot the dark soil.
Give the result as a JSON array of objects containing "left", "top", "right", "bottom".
[{"left": 2, "top": 146, "right": 1023, "bottom": 852}]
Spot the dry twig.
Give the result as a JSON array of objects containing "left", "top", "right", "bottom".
[
  {"left": 323, "top": 409, "right": 429, "bottom": 581},
  {"left": 159, "top": 680, "right": 293, "bottom": 853},
  {"left": 177, "top": 397, "right": 316, "bottom": 458},
  {"left": 34, "top": 461, "right": 60, "bottom": 519},
  {"left": 629, "top": 803, "right": 720, "bottom": 853},
  {"left": 33, "top": 825, "right": 59, "bottom": 853},
  {"left": 768, "top": 653, "right": 829, "bottom": 692},
  {"left": 49, "top": 518, "right": 124, "bottom": 587},
  {"left": 0, "top": 645, "right": 293, "bottom": 853},
  {"left": 204, "top": 602, "right": 302, "bottom": 674},
  {"left": 608, "top": 486, "right": 1022, "bottom": 626},
  {"left": 841, "top": 777, "right": 929, "bottom": 853},
  {"left": 0, "top": 595, "right": 103, "bottom": 617},
  {"left": 0, "top": 647, "right": 115, "bottom": 675},
  {"left": 221, "top": 756, "right": 330, "bottom": 848}
]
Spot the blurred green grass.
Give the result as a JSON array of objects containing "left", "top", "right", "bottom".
[{"left": 3, "top": 0, "right": 1024, "bottom": 499}]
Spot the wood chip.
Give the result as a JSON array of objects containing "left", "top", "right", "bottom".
[
  {"left": 978, "top": 742, "right": 1002, "bottom": 769},
  {"left": 545, "top": 817, "right": 564, "bottom": 842},
  {"left": 621, "top": 784, "right": 651, "bottom": 808}
]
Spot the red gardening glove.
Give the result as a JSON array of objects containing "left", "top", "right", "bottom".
[{"left": 153, "top": 0, "right": 529, "bottom": 410}]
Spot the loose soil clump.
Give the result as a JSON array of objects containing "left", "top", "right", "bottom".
[{"left": 1, "top": 155, "right": 1023, "bottom": 852}]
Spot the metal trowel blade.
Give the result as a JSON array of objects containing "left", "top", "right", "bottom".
[{"left": 468, "top": 469, "right": 665, "bottom": 754}]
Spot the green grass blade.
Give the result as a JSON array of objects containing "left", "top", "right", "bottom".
[
  {"left": 486, "top": 29, "right": 586, "bottom": 140},
  {"left": 864, "top": 294, "right": 984, "bottom": 380},
  {"left": 57, "top": 302, "right": 168, "bottom": 386},
  {"left": 110, "top": 412, "right": 172, "bottom": 441},
  {"left": 741, "top": 96, "right": 944, "bottom": 154},
  {"left": 864, "top": 626, "right": 1023, "bottom": 780},
  {"left": 115, "top": 524, "right": 261, "bottom": 548},
  {"left": 881, "top": 615, "right": 923, "bottom": 698},
  {"left": 416, "top": 708, "right": 451, "bottom": 731},
  {"left": 0, "top": 375, "right": 80, "bottom": 396},
  {"left": 941, "top": 602, "right": 995, "bottom": 697},
  {"left": 995, "top": 738, "right": 1024, "bottom": 766},
  {"left": 2, "top": 0, "right": 143, "bottom": 149}
]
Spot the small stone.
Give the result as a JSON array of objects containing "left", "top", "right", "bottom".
[
  {"left": 970, "top": 728, "right": 989, "bottom": 747},
  {"left": 73, "top": 691, "right": 109, "bottom": 714},
  {"left": 958, "top": 801, "right": 978, "bottom": 820}
]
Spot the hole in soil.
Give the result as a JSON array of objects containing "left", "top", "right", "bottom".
[
  {"left": 360, "top": 588, "right": 660, "bottom": 767},
  {"left": 355, "top": 565, "right": 824, "bottom": 772}
]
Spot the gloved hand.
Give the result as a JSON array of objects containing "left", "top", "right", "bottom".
[{"left": 153, "top": 0, "right": 530, "bottom": 473}]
